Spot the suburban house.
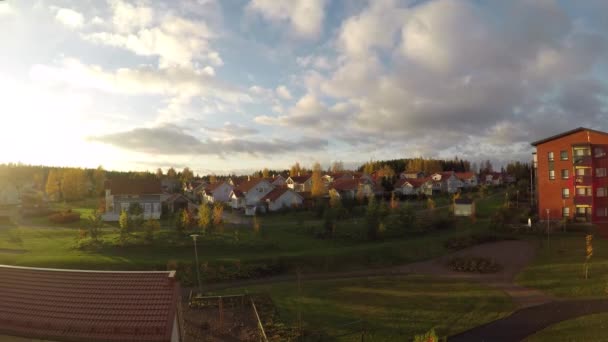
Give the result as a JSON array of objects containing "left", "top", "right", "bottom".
[
  {"left": 229, "top": 178, "right": 274, "bottom": 214},
  {"left": 103, "top": 178, "right": 162, "bottom": 221},
  {"left": 400, "top": 171, "right": 425, "bottom": 179},
  {"left": 202, "top": 181, "right": 233, "bottom": 203},
  {"left": 455, "top": 172, "right": 479, "bottom": 188},
  {"left": 454, "top": 198, "right": 475, "bottom": 217},
  {"left": 286, "top": 174, "right": 313, "bottom": 192},
  {"left": 322, "top": 172, "right": 354, "bottom": 185},
  {"left": 330, "top": 179, "right": 375, "bottom": 199},
  {"left": 0, "top": 265, "right": 182, "bottom": 342},
  {"left": 421, "top": 178, "right": 443, "bottom": 196},
  {"left": 261, "top": 187, "right": 304, "bottom": 211},
  {"left": 394, "top": 178, "right": 426, "bottom": 196},
  {"left": 0, "top": 182, "right": 19, "bottom": 206},
  {"left": 431, "top": 172, "right": 464, "bottom": 193},
  {"left": 163, "top": 193, "right": 198, "bottom": 215},
  {"left": 485, "top": 172, "right": 504, "bottom": 186},
  {"left": 183, "top": 181, "right": 206, "bottom": 201},
  {"left": 531, "top": 127, "right": 608, "bottom": 223},
  {"left": 266, "top": 174, "right": 287, "bottom": 187},
  {"left": 161, "top": 178, "right": 181, "bottom": 193}
]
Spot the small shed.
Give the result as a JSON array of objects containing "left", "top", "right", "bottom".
[{"left": 454, "top": 198, "right": 475, "bottom": 217}]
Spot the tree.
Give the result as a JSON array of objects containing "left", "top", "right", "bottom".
[
  {"left": 413, "top": 328, "right": 438, "bottom": 342},
  {"left": 143, "top": 219, "right": 160, "bottom": 242},
  {"left": 119, "top": 210, "right": 129, "bottom": 242},
  {"left": 167, "top": 167, "right": 177, "bottom": 179},
  {"left": 427, "top": 197, "right": 436, "bottom": 210},
  {"left": 61, "top": 168, "right": 88, "bottom": 201},
  {"left": 209, "top": 174, "right": 218, "bottom": 184},
  {"left": 86, "top": 210, "right": 104, "bottom": 242},
  {"left": 181, "top": 167, "right": 194, "bottom": 184},
  {"left": 585, "top": 234, "right": 593, "bottom": 279},
  {"left": 331, "top": 161, "right": 344, "bottom": 173},
  {"left": 311, "top": 162, "right": 325, "bottom": 198},
  {"left": 212, "top": 203, "right": 224, "bottom": 232},
  {"left": 128, "top": 203, "right": 144, "bottom": 229},
  {"left": 390, "top": 192, "right": 398, "bottom": 210},
  {"left": 356, "top": 185, "right": 366, "bottom": 204},
  {"left": 45, "top": 169, "right": 61, "bottom": 201},
  {"left": 262, "top": 168, "right": 270, "bottom": 178},
  {"left": 155, "top": 168, "right": 163, "bottom": 178},
  {"left": 290, "top": 162, "right": 302, "bottom": 177},
  {"left": 328, "top": 189, "right": 341, "bottom": 208},
  {"left": 198, "top": 204, "right": 212, "bottom": 233},
  {"left": 93, "top": 166, "right": 106, "bottom": 196}
]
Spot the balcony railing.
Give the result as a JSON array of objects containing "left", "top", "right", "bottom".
[
  {"left": 574, "top": 196, "right": 593, "bottom": 205},
  {"left": 574, "top": 175, "right": 593, "bottom": 185},
  {"left": 573, "top": 156, "right": 592, "bottom": 166}
]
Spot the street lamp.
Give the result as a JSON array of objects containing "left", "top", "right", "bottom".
[{"left": 190, "top": 234, "right": 202, "bottom": 294}]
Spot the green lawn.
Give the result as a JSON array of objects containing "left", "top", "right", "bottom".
[
  {"left": 517, "top": 232, "right": 608, "bottom": 298},
  {"left": 215, "top": 275, "right": 514, "bottom": 341},
  {"left": 524, "top": 313, "right": 608, "bottom": 342}
]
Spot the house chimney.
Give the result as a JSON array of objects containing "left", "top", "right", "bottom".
[{"left": 298, "top": 171, "right": 301, "bottom": 176}]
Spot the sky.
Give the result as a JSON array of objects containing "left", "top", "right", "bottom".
[{"left": 1, "top": 0, "right": 607, "bottom": 175}]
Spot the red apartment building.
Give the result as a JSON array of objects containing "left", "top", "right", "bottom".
[{"left": 532, "top": 127, "right": 608, "bottom": 223}]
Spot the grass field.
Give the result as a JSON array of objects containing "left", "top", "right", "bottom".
[
  {"left": 524, "top": 313, "right": 608, "bottom": 341},
  {"left": 516, "top": 231, "right": 608, "bottom": 298},
  {"left": 215, "top": 275, "right": 514, "bottom": 341}
]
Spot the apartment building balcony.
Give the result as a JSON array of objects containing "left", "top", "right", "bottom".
[
  {"left": 574, "top": 195, "right": 593, "bottom": 206},
  {"left": 573, "top": 155, "right": 592, "bottom": 166},
  {"left": 574, "top": 175, "right": 593, "bottom": 185}
]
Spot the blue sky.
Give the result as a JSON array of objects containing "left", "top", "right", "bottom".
[{"left": 1, "top": 0, "right": 607, "bottom": 175}]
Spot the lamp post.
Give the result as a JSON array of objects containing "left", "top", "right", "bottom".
[{"left": 190, "top": 234, "right": 202, "bottom": 294}]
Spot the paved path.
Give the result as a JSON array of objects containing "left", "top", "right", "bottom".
[{"left": 449, "top": 299, "right": 608, "bottom": 342}]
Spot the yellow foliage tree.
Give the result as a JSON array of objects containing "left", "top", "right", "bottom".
[
  {"left": 311, "top": 162, "right": 325, "bottom": 198},
  {"left": 45, "top": 169, "right": 61, "bottom": 201},
  {"left": 61, "top": 168, "right": 88, "bottom": 201},
  {"left": 93, "top": 166, "right": 106, "bottom": 196}
]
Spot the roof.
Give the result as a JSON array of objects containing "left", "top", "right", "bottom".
[
  {"left": 231, "top": 189, "right": 245, "bottom": 198},
  {"left": 204, "top": 181, "right": 227, "bottom": 193},
  {"left": 288, "top": 175, "right": 311, "bottom": 183},
  {"left": 455, "top": 172, "right": 476, "bottom": 180},
  {"left": 0, "top": 265, "right": 180, "bottom": 342},
  {"left": 163, "top": 193, "right": 190, "bottom": 204},
  {"left": 396, "top": 178, "right": 427, "bottom": 187},
  {"left": 107, "top": 178, "right": 162, "bottom": 195},
  {"left": 530, "top": 127, "right": 608, "bottom": 146},
  {"left": 261, "top": 187, "right": 301, "bottom": 202},
  {"left": 330, "top": 178, "right": 360, "bottom": 191},
  {"left": 234, "top": 178, "right": 268, "bottom": 193}
]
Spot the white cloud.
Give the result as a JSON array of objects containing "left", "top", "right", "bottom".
[
  {"left": 91, "top": 16, "right": 105, "bottom": 25},
  {"left": 202, "top": 66, "right": 215, "bottom": 76},
  {"left": 54, "top": 8, "right": 84, "bottom": 28},
  {"left": 109, "top": 0, "right": 154, "bottom": 33},
  {"left": 247, "top": 0, "right": 326, "bottom": 38},
  {"left": 0, "top": 2, "right": 15, "bottom": 16},
  {"left": 275, "top": 85, "right": 292, "bottom": 100}
]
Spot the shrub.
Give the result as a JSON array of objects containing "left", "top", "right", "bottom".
[
  {"left": 447, "top": 256, "right": 502, "bottom": 273},
  {"left": 48, "top": 210, "right": 81, "bottom": 224},
  {"left": 413, "top": 328, "right": 439, "bottom": 342}
]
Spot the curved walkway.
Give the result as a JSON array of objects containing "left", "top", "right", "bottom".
[{"left": 449, "top": 299, "right": 608, "bottom": 342}]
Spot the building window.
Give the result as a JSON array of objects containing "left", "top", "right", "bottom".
[
  {"left": 560, "top": 151, "right": 568, "bottom": 160},
  {"left": 598, "top": 188, "right": 607, "bottom": 197},
  {"left": 562, "top": 207, "right": 570, "bottom": 217},
  {"left": 153, "top": 203, "right": 160, "bottom": 213},
  {"left": 577, "top": 187, "right": 592, "bottom": 196},
  {"left": 597, "top": 208, "right": 608, "bottom": 217},
  {"left": 548, "top": 152, "right": 554, "bottom": 161},
  {"left": 594, "top": 147, "right": 606, "bottom": 158},
  {"left": 596, "top": 168, "right": 607, "bottom": 177},
  {"left": 549, "top": 170, "right": 555, "bottom": 180},
  {"left": 144, "top": 203, "right": 151, "bottom": 213},
  {"left": 576, "top": 168, "right": 588, "bottom": 176},
  {"left": 561, "top": 169, "right": 569, "bottom": 179},
  {"left": 562, "top": 188, "right": 570, "bottom": 198}
]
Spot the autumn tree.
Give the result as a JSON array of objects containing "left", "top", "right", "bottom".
[
  {"left": 209, "top": 174, "right": 218, "bottom": 184},
  {"left": 61, "top": 168, "right": 88, "bottom": 201},
  {"left": 93, "top": 166, "right": 106, "bottom": 196},
  {"left": 86, "top": 210, "right": 104, "bottom": 242},
  {"left": 331, "top": 161, "right": 344, "bottom": 173},
  {"left": 167, "top": 167, "right": 177, "bottom": 179},
  {"left": 262, "top": 168, "right": 270, "bottom": 178},
  {"left": 290, "top": 162, "right": 302, "bottom": 177},
  {"left": 181, "top": 167, "right": 194, "bottom": 184},
  {"left": 119, "top": 210, "right": 129, "bottom": 242},
  {"left": 311, "top": 162, "right": 325, "bottom": 198},
  {"left": 212, "top": 203, "right": 224, "bottom": 233},
  {"left": 155, "top": 168, "right": 163, "bottom": 178},
  {"left": 143, "top": 219, "right": 160, "bottom": 242},
  {"left": 45, "top": 169, "right": 61, "bottom": 201},
  {"left": 198, "top": 204, "right": 212, "bottom": 233}
]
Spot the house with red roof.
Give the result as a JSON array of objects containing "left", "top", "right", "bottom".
[
  {"left": 330, "top": 178, "right": 375, "bottom": 199},
  {"left": 229, "top": 178, "right": 274, "bottom": 214},
  {"left": 430, "top": 172, "right": 464, "bottom": 194},
  {"left": 202, "top": 181, "right": 233, "bottom": 204},
  {"left": 286, "top": 174, "right": 313, "bottom": 192},
  {"left": 485, "top": 172, "right": 504, "bottom": 186},
  {"left": 103, "top": 178, "right": 163, "bottom": 221},
  {"left": 394, "top": 178, "right": 426, "bottom": 196},
  {"left": 455, "top": 172, "right": 479, "bottom": 188},
  {"left": 261, "top": 187, "right": 304, "bottom": 211},
  {"left": 0, "top": 265, "right": 182, "bottom": 342}
]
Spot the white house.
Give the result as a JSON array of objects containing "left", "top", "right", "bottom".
[
  {"left": 485, "top": 172, "right": 504, "bottom": 186},
  {"left": 262, "top": 187, "right": 303, "bottom": 211},
  {"left": 202, "top": 181, "right": 233, "bottom": 203},
  {"left": 286, "top": 175, "right": 312, "bottom": 192},
  {"left": 268, "top": 175, "right": 287, "bottom": 187},
  {"left": 421, "top": 179, "right": 443, "bottom": 196},
  {"left": 102, "top": 178, "right": 162, "bottom": 221},
  {"left": 229, "top": 178, "right": 274, "bottom": 211},
  {"left": 394, "top": 178, "right": 425, "bottom": 196},
  {"left": 455, "top": 172, "right": 478, "bottom": 188},
  {"left": 431, "top": 172, "right": 463, "bottom": 194}
]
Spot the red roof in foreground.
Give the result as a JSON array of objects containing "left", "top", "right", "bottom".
[
  {"left": 261, "top": 187, "right": 299, "bottom": 202},
  {"left": 0, "top": 265, "right": 180, "bottom": 342}
]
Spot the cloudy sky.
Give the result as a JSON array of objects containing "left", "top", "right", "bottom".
[{"left": 1, "top": 0, "right": 607, "bottom": 174}]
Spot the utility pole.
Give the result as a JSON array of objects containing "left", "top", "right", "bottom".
[
  {"left": 546, "top": 209, "right": 550, "bottom": 250},
  {"left": 190, "top": 234, "right": 202, "bottom": 294}
]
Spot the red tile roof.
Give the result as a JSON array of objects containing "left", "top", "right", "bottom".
[
  {"left": 261, "top": 187, "right": 299, "bottom": 202},
  {"left": 204, "top": 181, "right": 228, "bottom": 193},
  {"left": 107, "top": 178, "right": 162, "bottom": 195},
  {"left": 395, "top": 178, "right": 427, "bottom": 188},
  {"left": 235, "top": 178, "right": 269, "bottom": 193},
  {"left": 455, "top": 172, "right": 476, "bottom": 180},
  {"left": 0, "top": 265, "right": 180, "bottom": 342},
  {"left": 288, "top": 175, "right": 311, "bottom": 183},
  {"left": 330, "top": 178, "right": 360, "bottom": 191}
]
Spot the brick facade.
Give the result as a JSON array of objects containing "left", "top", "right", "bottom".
[{"left": 532, "top": 128, "right": 608, "bottom": 223}]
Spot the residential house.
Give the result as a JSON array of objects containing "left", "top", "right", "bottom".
[
  {"left": 0, "top": 265, "right": 182, "bottom": 342},
  {"left": 286, "top": 174, "right": 312, "bottom": 192},
  {"left": 330, "top": 179, "right": 375, "bottom": 199},
  {"left": 183, "top": 181, "right": 206, "bottom": 202},
  {"left": 265, "top": 174, "right": 286, "bottom": 187},
  {"left": 431, "top": 172, "right": 464, "bottom": 193},
  {"left": 202, "top": 181, "right": 233, "bottom": 203},
  {"left": 261, "top": 187, "right": 304, "bottom": 211},
  {"left": 454, "top": 198, "right": 475, "bottom": 217},
  {"left": 103, "top": 178, "right": 162, "bottom": 221},
  {"left": 394, "top": 178, "right": 426, "bottom": 196},
  {"left": 420, "top": 178, "right": 443, "bottom": 196},
  {"left": 485, "top": 172, "right": 504, "bottom": 186},
  {"left": 455, "top": 172, "right": 479, "bottom": 188},
  {"left": 400, "top": 171, "right": 425, "bottom": 179},
  {"left": 229, "top": 178, "right": 274, "bottom": 214},
  {"left": 161, "top": 178, "right": 181, "bottom": 193},
  {"left": 163, "top": 193, "right": 198, "bottom": 215}
]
